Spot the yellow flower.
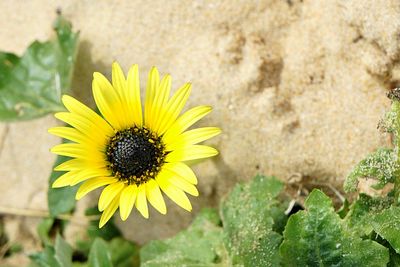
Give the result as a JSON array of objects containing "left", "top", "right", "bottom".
[{"left": 49, "top": 63, "right": 220, "bottom": 227}]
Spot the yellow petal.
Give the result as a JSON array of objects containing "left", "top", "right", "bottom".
[
  {"left": 53, "top": 168, "right": 109, "bottom": 188},
  {"left": 156, "top": 173, "right": 192, "bottom": 211},
  {"left": 61, "top": 95, "right": 113, "bottom": 136},
  {"left": 157, "top": 83, "right": 191, "bottom": 135},
  {"left": 112, "top": 62, "right": 136, "bottom": 127},
  {"left": 112, "top": 62, "right": 127, "bottom": 95},
  {"left": 54, "top": 159, "right": 81, "bottom": 171},
  {"left": 146, "top": 179, "right": 167, "bottom": 214},
  {"left": 119, "top": 185, "right": 138, "bottom": 221},
  {"left": 98, "top": 182, "right": 125, "bottom": 211},
  {"left": 50, "top": 143, "right": 104, "bottom": 162},
  {"left": 93, "top": 72, "right": 126, "bottom": 130},
  {"left": 70, "top": 168, "right": 111, "bottom": 185},
  {"left": 48, "top": 127, "right": 102, "bottom": 148},
  {"left": 165, "top": 127, "right": 221, "bottom": 151},
  {"left": 135, "top": 184, "right": 149, "bottom": 218},
  {"left": 163, "top": 106, "right": 212, "bottom": 144},
  {"left": 165, "top": 174, "right": 199, "bottom": 196},
  {"left": 52, "top": 171, "right": 77, "bottom": 188},
  {"left": 144, "top": 67, "right": 160, "bottom": 129},
  {"left": 76, "top": 177, "right": 117, "bottom": 200},
  {"left": 54, "top": 112, "right": 110, "bottom": 143},
  {"left": 54, "top": 158, "right": 104, "bottom": 171},
  {"left": 99, "top": 193, "right": 120, "bottom": 228},
  {"left": 151, "top": 75, "right": 171, "bottom": 131},
  {"left": 166, "top": 145, "right": 218, "bottom": 162},
  {"left": 126, "top": 64, "right": 143, "bottom": 126},
  {"left": 163, "top": 162, "right": 198, "bottom": 185}
]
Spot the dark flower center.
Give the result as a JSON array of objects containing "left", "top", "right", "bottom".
[{"left": 106, "top": 126, "right": 165, "bottom": 185}]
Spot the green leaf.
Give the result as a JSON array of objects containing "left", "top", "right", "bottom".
[
  {"left": 280, "top": 189, "right": 389, "bottom": 266},
  {"left": 85, "top": 206, "right": 122, "bottom": 241},
  {"left": 30, "top": 246, "right": 61, "bottom": 267},
  {"left": 54, "top": 234, "right": 73, "bottom": 267},
  {"left": 391, "top": 100, "right": 400, "bottom": 148},
  {"left": 0, "top": 15, "right": 78, "bottom": 121},
  {"left": 344, "top": 148, "right": 398, "bottom": 192},
  {"left": 220, "top": 175, "right": 285, "bottom": 267},
  {"left": 37, "top": 218, "right": 55, "bottom": 246},
  {"left": 108, "top": 238, "right": 140, "bottom": 267},
  {"left": 344, "top": 194, "right": 392, "bottom": 236},
  {"left": 75, "top": 207, "right": 122, "bottom": 260},
  {"left": 29, "top": 235, "right": 72, "bottom": 267},
  {"left": 389, "top": 248, "right": 400, "bottom": 267},
  {"left": 87, "top": 238, "right": 112, "bottom": 267},
  {"left": 48, "top": 152, "right": 78, "bottom": 217},
  {"left": 140, "top": 208, "right": 226, "bottom": 267},
  {"left": 371, "top": 206, "right": 400, "bottom": 254}
]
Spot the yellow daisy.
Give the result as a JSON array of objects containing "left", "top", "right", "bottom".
[{"left": 49, "top": 63, "right": 220, "bottom": 227}]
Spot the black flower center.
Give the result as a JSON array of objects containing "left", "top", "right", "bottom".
[{"left": 106, "top": 126, "right": 165, "bottom": 185}]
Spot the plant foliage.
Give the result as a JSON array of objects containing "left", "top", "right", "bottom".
[{"left": 0, "top": 15, "right": 78, "bottom": 121}]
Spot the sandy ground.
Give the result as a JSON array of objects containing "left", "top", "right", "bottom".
[{"left": 0, "top": 0, "right": 399, "bottom": 265}]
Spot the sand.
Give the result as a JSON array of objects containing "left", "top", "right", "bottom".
[{"left": 0, "top": 0, "right": 399, "bottom": 264}]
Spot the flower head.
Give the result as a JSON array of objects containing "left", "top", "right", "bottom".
[{"left": 49, "top": 63, "right": 220, "bottom": 227}]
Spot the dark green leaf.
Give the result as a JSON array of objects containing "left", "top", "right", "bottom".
[
  {"left": 140, "top": 208, "right": 226, "bottom": 267},
  {"left": 280, "top": 189, "right": 389, "bottom": 267},
  {"left": 344, "top": 148, "right": 398, "bottom": 193},
  {"left": 0, "top": 15, "right": 78, "bottom": 121},
  {"left": 220, "top": 175, "right": 285, "bottom": 267},
  {"left": 48, "top": 152, "right": 78, "bottom": 217},
  {"left": 88, "top": 238, "right": 112, "bottom": 267}
]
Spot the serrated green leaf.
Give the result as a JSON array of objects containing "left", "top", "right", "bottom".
[
  {"left": 280, "top": 189, "right": 389, "bottom": 267},
  {"left": 344, "top": 148, "right": 398, "bottom": 192},
  {"left": 140, "top": 208, "right": 226, "bottom": 267},
  {"left": 371, "top": 206, "right": 400, "bottom": 254},
  {"left": 88, "top": 238, "right": 112, "bottom": 267},
  {"left": 220, "top": 175, "right": 285, "bottom": 267},
  {"left": 0, "top": 15, "right": 78, "bottom": 121},
  {"left": 48, "top": 152, "right": 78, "bottom": 217},
  {"left": 344, "top": 194, "right": 392, "bottom": 236}
]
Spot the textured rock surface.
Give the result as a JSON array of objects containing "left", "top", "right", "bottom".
[{"left": 0, "top": 0, "right": 399, "bottom": 259}]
